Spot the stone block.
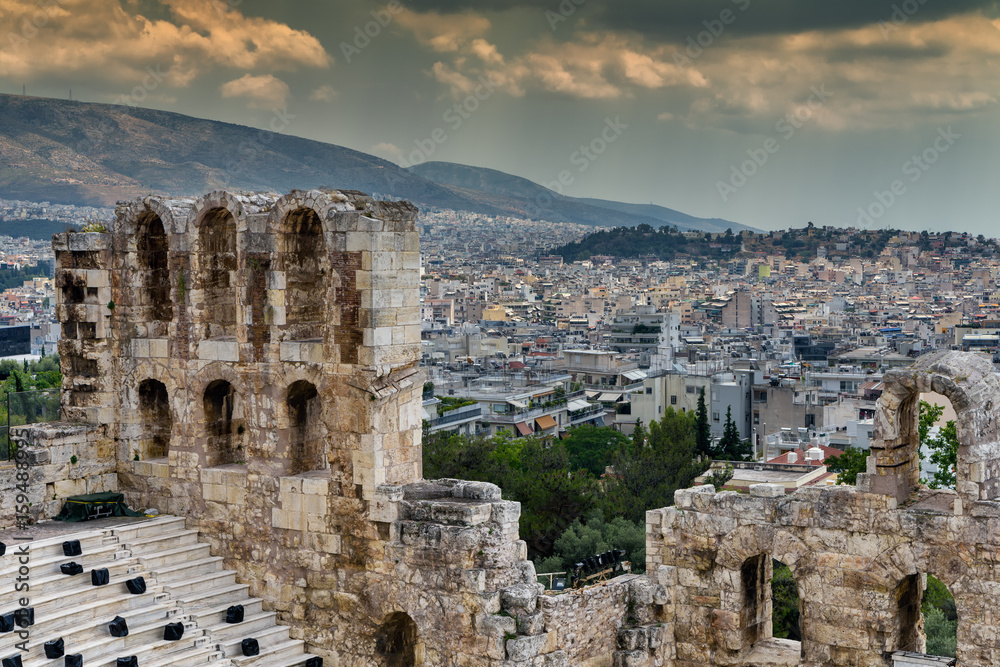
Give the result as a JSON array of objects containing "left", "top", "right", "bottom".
[
  {"left": 750, "top": 483, "right": 785, "bottom": 498},
  {"left": 506, "top": 633, "right": 547, "bottom": 662},
  {"left": 501, "top": 583, "right": 539, "bottom": 615}
]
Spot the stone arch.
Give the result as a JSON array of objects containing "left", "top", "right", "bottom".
[
  {"left": 285, "top": 379, "right": 325, "bottom": 475},
  {"left": 136, "top": 211, "right": 172, "bottom": 325},
  {"left": 196, "top": 206, "right": 239, "bottom": 339},
  {"left": 718, "top": 525, "right": 810, "bottom": 659},
  {"left": 137, "top": 378, "right": 171, "bottom": 460},
  {"left": 865, "top": 350, "right": 1000, "bottom": 505},
  {"left": 374, "top": 611, "right": 421, "bottom": 666},
  {"left": 279, "top": 206, "right": 329, "bottom": 341},
  {"left": 203, "top": 379, "right": 243, "bottom": 466}
]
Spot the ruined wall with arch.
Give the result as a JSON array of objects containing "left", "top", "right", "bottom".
[{"left": 647, "top": 350, "right": 1000, "bottom": 666}]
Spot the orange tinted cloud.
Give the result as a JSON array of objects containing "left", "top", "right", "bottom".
[{"left": 0, "top": 0, "right": 330, "bottom": 88}]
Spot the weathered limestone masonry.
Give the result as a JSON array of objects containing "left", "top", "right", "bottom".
[
  {"left": 649, "top": 349, "right": 1000, "bottom": 666},
  {"left": 0, "top": 188, "right": 663, "bottom": 666},
  {"left": 30, "top": 186, "right": 997, "bottom": 666}
]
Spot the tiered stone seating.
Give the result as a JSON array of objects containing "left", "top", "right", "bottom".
[{"left": 1, "top": 517, "right": 322, "bottom": 667}]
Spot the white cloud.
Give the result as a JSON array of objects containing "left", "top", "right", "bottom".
[
  {"left": 371, "top": 142, "right": 405, "bottom": 163},
  {"left": 309, "top": 84, "right": 338, "bottom": 102},
  {"left": 221, "top": 74, "right": 290, "bottom": 109}
]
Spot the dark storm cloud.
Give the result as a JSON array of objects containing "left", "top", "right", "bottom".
[{"left": 402, "top": 0, "right": 999, "bottom": 38}]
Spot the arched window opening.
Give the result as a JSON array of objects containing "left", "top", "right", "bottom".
[
  {"left": 282, "top": 207, "right": 327, "bottom": 341},
  {"left": 741, "top": 555, "right": 802, "bottom": 660},
  {"left": 199, "top": 207, "right": 238, "bottom": 339},
  {"left": 740, "top": 554, "right": 769, "bottom": 646},
  {"left": 922, "top": 575, "right": 958, "bottom": 658},
  {"left": 771, "top": 560, "right": 801, "bottom": 642},
  {"left": 286, "top": 380, "right": 324, "bottom": 474},
  {"left": 204, "top": 380, "right": 241, "bottom": 466},
  {"left": 137, "top": 213, "right": 172, "bottom": 323},
  {"left": 374, "top": 612, "right": 419, "bottom": 667},
  {"left": 918, "top": 393, "right": 958, "bottom": 490},
  {"left": 138, "top": 379, "right": 170, "bottom": 460}
]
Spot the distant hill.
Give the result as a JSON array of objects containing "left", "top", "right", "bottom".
[
  {"left": 409, "top": 161, "right": 755, "bottom": 232},
  {"left": 0, "top": 94, "right": 751, "bottom": 233},
  {"left": 574, "top": 198, "right": 758, "bottom": 234}
]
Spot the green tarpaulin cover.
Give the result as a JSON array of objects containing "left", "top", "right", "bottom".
[{"left": 55, "top": 491, "right": 145, "bottom": 522}]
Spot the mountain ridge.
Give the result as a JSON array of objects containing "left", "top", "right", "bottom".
[{"left": 0, "top": 94, "right": 752, "bottom": 232}]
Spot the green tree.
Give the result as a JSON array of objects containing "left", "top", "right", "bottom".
[
  {"left": 602, "top": 408, "right": 708, "bottom": 524},
  {"left": 504, "top": 438, "right": 599, "bottom": 558},
  {"left": 695, "top": 388, "right": 711, "bottom": 457},
  {"left": 715, "top": 406, "right": 753, "bottom": 461},
  {"left": 704, "top": 464, "right": 734, "bottom": 489},
  {"left": 562, "top": 425, "right": 629, "bottom": 477},
  {"left": 920, "top": 401, "right": 959, "bottom": 489},
  {"left": 923, "top": 606, "right": 957, "bottom": 658},
  {"left": 535, "top": 510, "right": 646, "bottom": 576},
  {"left": 771, "top": 561, "right": 801, "bottom": 641},
  {"left": 827, "top": 447, "right": 868, "bottom": 485}
]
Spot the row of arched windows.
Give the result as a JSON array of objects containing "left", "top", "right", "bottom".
[
  {"left": 135, "top": 206, "right": 328, "bottom": 341},
  {"left": 136, "top": 378, "right": 325, "bottom": 473}
]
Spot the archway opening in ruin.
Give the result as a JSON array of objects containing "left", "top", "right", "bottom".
[
  {"left": 286, "top": 380, "right": 324, "bottom": 475},
  {"left": 770, "top": 560, "right": 801, "bottom": 643},
  {"left": 204, "top": 380, "right": 241, "bottom": 466},
  {"left": 198, "top": 207, "right": 238, "bottom": 339},
  {"left": 374, "top": 612, "right": 420, "bottom": 666},
  {"left": 899, "top": 573, "right": 958, "bottom": 659},
  {"left": 282, "top": 207, "right": 327, "bottom": 341},
  {"left": 137, "top": 212, "right": 172, "bottom": 324},
  {"left": 138, "top": 379, "right": 170, "bottom": 461},
  {"left": 921, "top": 575, "right": 958, "bottom": 658},
  {"left": 740, "top": 555, "right": 802, "bottom": 655}
]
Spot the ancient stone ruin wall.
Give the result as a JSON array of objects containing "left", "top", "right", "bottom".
[
  {"left": 42, "top": 188, "right": 1000, "bottom": 666},
  {"left": 37, "top": 188, "right": 655, "bottom": 666},
  {"left": 649, "top": 350, "right": 1000, "bottom": 667}
]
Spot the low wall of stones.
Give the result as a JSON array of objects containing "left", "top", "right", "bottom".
[
  {"left": 1, "top": 422, "right": 116, "bottom": 527},
  {"left": 648, "top": 482, "right": 1000, "bottom": 667},
  {"left": 536, "top": 575, "right": 634, "bottom": 666}
]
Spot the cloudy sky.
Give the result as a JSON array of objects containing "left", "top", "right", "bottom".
[{"left": 2, "top": 0, "right": 999, "bottom": 233}]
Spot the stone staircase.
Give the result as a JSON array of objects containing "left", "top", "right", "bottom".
[{"left": 1, "top": 516, "right": 322, "bottom": 667}]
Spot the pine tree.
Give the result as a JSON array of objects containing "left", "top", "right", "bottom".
[
  {"left": 717, "top": 406, "right": 752, "bottom": 460},
  {"left": 695, "top": 388, "right": 711, "bottom": 457}
]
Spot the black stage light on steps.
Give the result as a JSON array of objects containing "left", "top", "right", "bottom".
[
  {"left": 125, "top": 576, "right": 146, "bottom": 594},
  {"left": 226, "top": 604, "right": 245, "bottom": 623},
  {"left": 163, "top": 622, "right": 184, "bottom": 641},
  {"left": 241, "top": 638, "right": 260, "bottom": 656},
  {"left": 91, "top": 568, "right": 110, "bottom": 586},
  {"left": 63, "top": 540, "right": 82, "bottom": 557},
  {"left": 61, "top": 562, "right": 84, "bottom": 575},
  {"left": 44, "top": 638, "right": 65, "bottom": 659},
  {"left": 108, "top": 616, "right": 129, "bottom": 637}
]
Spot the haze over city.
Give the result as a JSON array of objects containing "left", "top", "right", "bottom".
[{"left": 1, "top": 0, "right": 998, "bottom": 234}]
